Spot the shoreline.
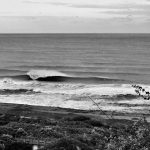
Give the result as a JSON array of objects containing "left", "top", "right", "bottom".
[{"left": 0, "top": 102, "right": 149, "bottom": 122}]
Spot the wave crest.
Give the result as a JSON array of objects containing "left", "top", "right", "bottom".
[
  {"left": 27, "top": 69, "right": 69, "bottom": 80},
  {"left": 25, "top": 69, "right": 125, "bottom": 83},
  {"left": 0, "top": 70, "right": 126, "bottom": 84}
]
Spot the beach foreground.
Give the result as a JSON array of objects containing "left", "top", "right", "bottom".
[{"left": 0, "top": 102, "right": 150, "bottom": 150}]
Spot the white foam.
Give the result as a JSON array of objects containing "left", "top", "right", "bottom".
[
  {"left": 0, "top": 94, "right": 145, "bottom": 113},
  {"left": 0, "top": 83, "right": 150, "bottom": 113},
  {"left": 0, "top": 78, "right": 35, "bottom": 90}
]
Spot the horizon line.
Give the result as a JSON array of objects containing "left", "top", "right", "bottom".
[{"left": 0, "top": 33, "right": 150, "bottom": 34}]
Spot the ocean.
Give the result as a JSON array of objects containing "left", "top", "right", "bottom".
[{"left": 0, "top": 33, "right": 150, "bottom": 113}]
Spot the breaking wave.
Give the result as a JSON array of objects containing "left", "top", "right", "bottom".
[
  {"left": 27, "top": 69, "right": 69, "bottom": 80},
  {"left": 1, "top": 69, "right": 126, "bottom": 84}
]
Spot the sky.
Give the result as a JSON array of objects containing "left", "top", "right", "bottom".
[{"left": 0, "top": 0, "right": 150, "bottom": 33}]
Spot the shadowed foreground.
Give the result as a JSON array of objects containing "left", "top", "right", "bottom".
[{"left": 0, "top": 103, "right": 150, "bottom": 150}]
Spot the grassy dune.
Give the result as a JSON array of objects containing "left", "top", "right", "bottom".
[{"left": 0, "top": 103, "right": 150, "bottom": 150}]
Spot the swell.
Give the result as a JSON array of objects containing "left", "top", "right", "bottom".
[
  {"left": 2, "top": 74, "right": 126, "bottom": 84},
  {"left": 36, "top": 76, "right": 125, "bottom": 83}
]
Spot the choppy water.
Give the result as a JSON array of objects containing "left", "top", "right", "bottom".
[{"left": 0, "top": 34, "right": 150, "bottom": 113}]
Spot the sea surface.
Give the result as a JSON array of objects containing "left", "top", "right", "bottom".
[{"left": 0, "top": 33, "right": 150, "bottom": 113}]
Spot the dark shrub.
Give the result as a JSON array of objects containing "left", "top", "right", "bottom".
[
  {"left": 5, "top": 142, "right": 32, "bottom": 150},
  {"left": 15, "top": 128, "right": 28, "bottom": 137},
  {"left": 87, "top": 119, "right": 104, "bottom": 127},
  {"left": 1, "top": 114, "right": 19, "bottom": 122},
  {"left": 65, "top": 115, "right": 91, "bottom": 122},
  {"left": 39, "top": 128, "right": 63, "bottom": 138},
  {"left": 0, "top": 127, "right": 15, "bottom": 137},
  {"left": 0, "top": 134, "right": 14, "bottom": 145},
  {"left": 0, "top": 121, "right": 9, "bottom": 126},
  {"left": 43, "top": 138, "right": 94, "bottom": 150}
]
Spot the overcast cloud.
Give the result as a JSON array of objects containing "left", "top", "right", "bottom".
[{"left": 0, "top": 0, "right": 150, "bottom": 33}]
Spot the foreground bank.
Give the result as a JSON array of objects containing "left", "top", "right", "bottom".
[{"left": 0, "top": 103, "right": 150, "bottom": 150}]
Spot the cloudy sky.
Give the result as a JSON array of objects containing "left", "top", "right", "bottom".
[{"left": 0, "top": 0, "right": 150, "bottom": 33}]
